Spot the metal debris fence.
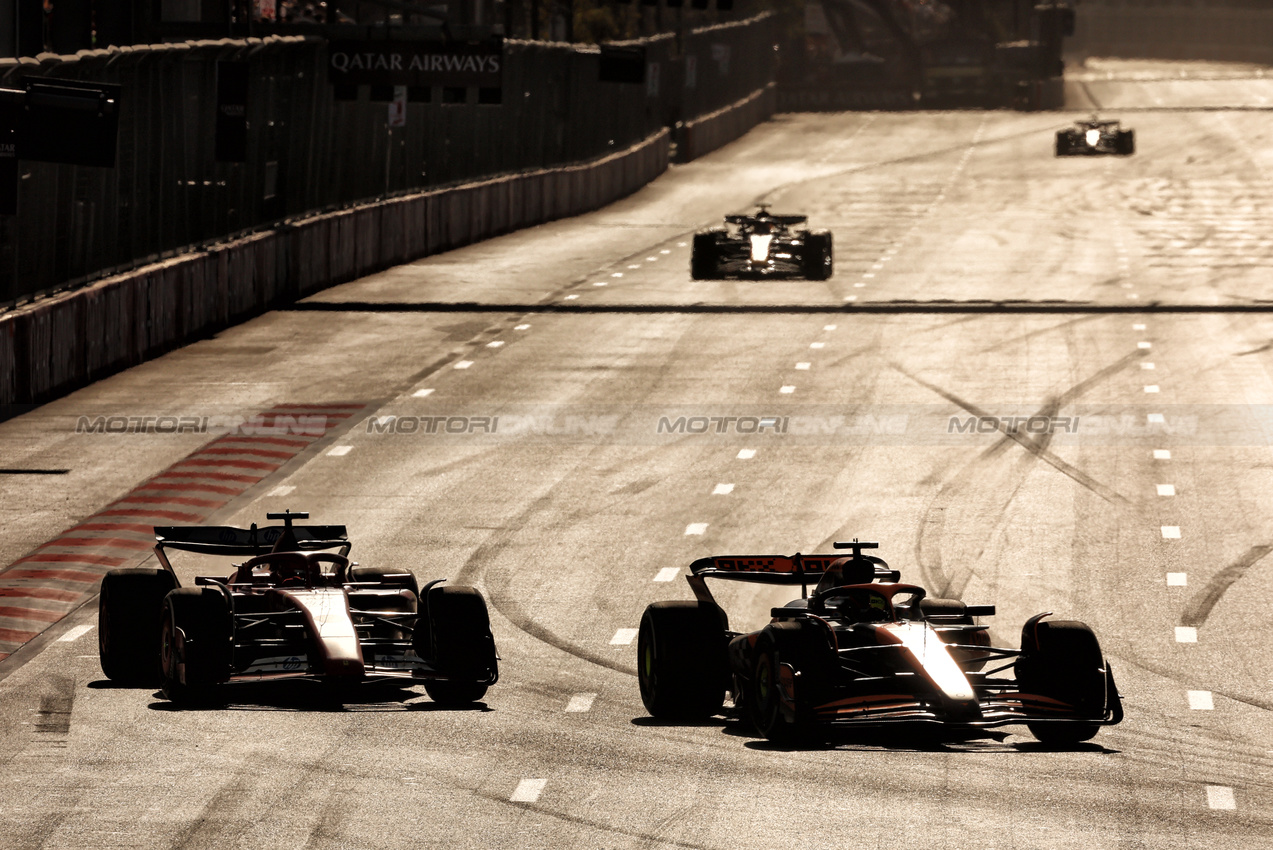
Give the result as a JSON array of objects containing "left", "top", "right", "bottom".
[{"left": 0, "top": 13, "right": 774, "bottom": 305}]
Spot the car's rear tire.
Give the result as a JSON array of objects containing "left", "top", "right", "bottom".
[
  {"left": 419, "top": 585, "right": 497, "bottom": 703},
  {"left": 159, "top": 587, "right": 233, "bottom": 705},
  {"left": 748, "top": 625, "right": 827, "bottom": 746},
  {"left": 803, "top": 231, "right": 833, "bottom": 280},
  {"left": 1055, "top": 131, "right": 1070, "bottom": 156},
  {"left": 1017, "top": 618, "right": 1107, "bottom": 744},
  {"left": 348, "top": 565, "right": 420, "bottom": 600},
  {"left": 691, "top": 232, "right": 719, "bottom": 280},
  {"left": 1116, "top": 129, "right": 1135, "bottom": 156},
  {"left": 637, "top": 601, "right": 729, "bottom": 719},
  {"left": 98, "top": 568, "right": 178, "bottom": 685}
]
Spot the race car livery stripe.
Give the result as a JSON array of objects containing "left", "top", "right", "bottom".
[{"left": 0, "top": 401, "right": 371, "bottom": 661}]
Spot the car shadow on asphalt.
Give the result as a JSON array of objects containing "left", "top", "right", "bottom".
[{"left": 124, "top": 680, "right": 493, "bottom": 713}]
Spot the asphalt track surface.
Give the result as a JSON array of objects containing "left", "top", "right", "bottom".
[{"left": 3, "top": 59, "right": 1273, "bottom": 848}]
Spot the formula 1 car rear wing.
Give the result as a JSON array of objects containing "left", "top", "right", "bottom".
[
  {"left": 152, "top": 511, "right": 351, "bottom": 581},
  {"left": 724, "top": 213, "right": 808, "bottom": 226},
  {"left": 686, "top": 541, "right": 900, "bottom": 603}
]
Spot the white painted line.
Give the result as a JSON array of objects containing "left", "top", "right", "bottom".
[
  {"left": 854, "top": 282, "right": 867, "bottom": 288},
  {"left": 1148, "top": 413, "right": 1165, "bottom": 424},
  {"left": 1167, "top": 573, "right": 1187, "bottom": 586},
  {"left": 737, "top": 449, "right": 756, "bottom": 460},
  {"left": 1161, "top": 526, "right": 1181, "bottom": 539},
  {"left": 565, "top": 693, "right": 597, "bottom": 713},
  {"left": 327, "top": 445, "right": 353, "bottom": 457},
  {"left": 1138, "top": 341, "right": 1152, "bottom": 349},
  {"left": 824, "top": 324, "right": 837, "bottom": 331},
  {"left": 611, "top": 272, "right": 624, "bottom": 278},
  {"left": 780, "top": 386, "right": 796, "bottom": 394},
  {"left": 1187, "top": 690, "right": 1214, "bottom": 710},
  {"left": 1129, "top": 294, "right": 1140, "bottom": 300},
  {"left": 593, "top": 281, "right": 607, "bottom": 286},
  {"left": 454, "top": 360, "right": 474, "bottom": 369},
  {"left": 654, "top": 567, "right": 681, "bottom": 582},
  {"left": 712, "top": 483, "right": 734, "bottom": 495},
  {"left": 1141, "top": 362, "right": 1155, "bottom": 370},
  {"left": 660, "top": 249, "right": 671, "bottom": 254},
  {"left": 412, "top": 388, "right": 435, "bottom": 398},
  {"left": 677, "top": 242, "right": 687, "bottom": 247},
  {"left": 628, "top": 264, "right": 641, "bottom": 269},
  {"left": 487, "top": 340, "right": 505, "bottom": 348},
  {"left": 1157, "top": 484, "right": 1176, "bottom": 496},
  {"left": 610, "top": 628, "right": 638, "bottom": 645},
  {"left": 1133, "top": 323, "right": 1146, "bottom": 330},
  {"left": 844, "top": 296, "right": 858, "bottom": 302},
  {"left": 1205, "top": 786, "right": 1236, "bottom": 811},
  {"left": 1175, "top": 626, "right": 1198, "bottom": 643},
  {"left": 510, "top": 779, "right": 548, "bottom": 803},
  {"left": 872, "top": 263, "right": 883, "bottom": 270},
  {"left": 685, "top": 523, "right": 708, "bottom": 536},
  {"left": 795, "top": 362, "right": 811, "bottom": 370},
  {"left": 646, "top": 257, "right": 657, "bottom": 262},
  {"left": 267, "top": 485, "right": 296, "bottom": 497},
  {"left": 564, "top": 294, "right": 580, "bottom": 300},
  {"left": 1154, "top": 449, "right": 1172, "bottom": 459},
  {"left": 1144, "top": 385, "right": 1160, "bottom": 393},
  {"left": 862, "top": 275, "right": 874, "bottom": 281},
  {"left": 810, "top": 342, "right": 825, "bottom": 349},
  {"left": 515, "top": 324, "right": 530, "bottom": 330},
  {"left": 58, "top": 624, "right": 94, "bottom": 643}
]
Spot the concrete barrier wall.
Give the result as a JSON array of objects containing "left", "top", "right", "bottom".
[
  {"left": 679, "top": 83, "right": 778, "bottom": 163},
  {"left": 0, "top": 128, "right": 669, "bottom": 408},
  {"left": 1070, "top": 2, "right": 1273, "bottom": 65}
]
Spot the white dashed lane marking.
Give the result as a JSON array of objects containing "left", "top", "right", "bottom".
[
  {"left": 713, "top": 483, "right": 734, "bottom": 495},
  {"left": 653, "top": 567, "right": 681, "bottom": 582},
  {"left": 565, "top": 693, "right": 597, "bottom": 713},
  {"left": 412, "top": 388, "right": 435, "bottom": 397},
  {"left": 1161, "top": 526, "right": 1181, "bottom": 539},
  {"left": 1154, "top": 449, "right": 1172, "bottom": 459},
  {"left": 795, "top": 363, "right": 810, "bottom": 370},
  {"left": 564, "top": 294, "right": 580, "bottom": 300},
  {"left": 515, "top": 324, "right": 530, "bottom": 330},
  {"left": 1142, "top": 362, "right": 1156, "bottom": 370},
  {"left": 593, "top": 281, "right": 607, "bottom": 287},
  {"left": 511, "top": 779, "right": 548, "bottom": 803},
  {"left": 610, "top": 628, "right": 638, "bottom": 646},
  {"left": 1144, "top": 385, "right": 1160, "bottom": 393},
  {"left": 1157, "top": 484, "right": 1176, "bottom": 496},
  {"left": 58, "top": 625, "right": 94, "bottom": 643},
  {"left": 1176, "top": 626, "right": 1198, "bottom": 643},
  {"left": 327, "top": 446, "right": 353, "bottom": 457},
  {"left": 685, "top": 523, "right": 708, "bottom": 536},
  {"left": 487, "top": 341, "right": 505, "bottom": 348},
  {"left": 1133, "top": 323, "right": 1146, "bottom": 330},
  {"left": 1188, "top": 690, "right": 1214, "bottom": 710},
  {"left": 810, "top": 342, "right": 825, "bottom": 349},
  {"left": 611, "top": 272, "right": 624, "bottom": 278},
  {"left": 267, "top": 485, "right": 296, "bottom": 497},
  {"left": 1206, "top": 786, "right": 1236, "bottom": 811},
  {"left": 1148, "top": 413, "right": 1165, "bottom": 424},
  {"left": 780, "top": 386, "right": 796, "bottom": 394},
  {"left": 1138, "top": 341, "right": 1152, "bottom": 349},
  {"left": 1167, "top": 573, "right": 1188, "bottom": 586},
  {"left": 737, "top": 449, "right": 756, "bottom": 460},
  {"left": 824, "top": 324, "right": 837, "bottom": 331},
  {"left": 454, "top": 360, "right": 474, "bottom": 369}
]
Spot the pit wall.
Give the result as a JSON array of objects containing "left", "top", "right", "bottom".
[
  {"left": 0, "top": 127, "right": 669, "bottom": 408},
  {"left": 1069, "top": 1, "right": 1273, "bottom": 65}
]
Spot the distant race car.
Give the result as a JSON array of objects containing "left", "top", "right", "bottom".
[
  {"left": 98, "top": 510, "right": 498, "bottom": 705},
  {"left": 638, "top": 541, "right": 1123, "bottom": 745},
  {"left": 692, "top": 206, "right": 833, "bottom": 281},
  {"left": 1056, "top": 117, "right": 1135, "bottom": 156}
]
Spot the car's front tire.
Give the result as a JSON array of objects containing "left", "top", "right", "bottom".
[
  {"left": 419, "top": 585, "right": 497, "bottom": 703},
  {"left": 1017, "top": 618, "right": 1108, "bottom": 743},
  {"left": 803, "top": 231, "right": 833, "bottom": 280},
  {"left": 159, "top": 587, "right": 233, "bottom": 705},
  {"left": 691, "top": 231, "right": 721, "bottom": 280}
]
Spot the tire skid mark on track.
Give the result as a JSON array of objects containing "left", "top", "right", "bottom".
[
  {"left": 470, "top": 787, "right": 716, "bottom": 850},
  {"left": 0, "top": 404, "right": 368, "bottom": 663},
  {"left": 898, "top": 348, "right": 1145, "bottom": 598},
  {"left": 1179, "top": 543, "right": 1273, "bottom": 629}
]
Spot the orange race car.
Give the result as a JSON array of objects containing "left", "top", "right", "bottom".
[
  {"left": 638, "top": 541, "right": 1122, "bottom": 745},
  {"left": 98, "top": 511, "right": 498, "bottom": 706}
]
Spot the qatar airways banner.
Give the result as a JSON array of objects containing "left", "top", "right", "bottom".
[{"left": 327, "top": 39, "right": 503, "bottom": 87}]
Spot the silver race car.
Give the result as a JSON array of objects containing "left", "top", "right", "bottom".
[
  {"left": 1056, "top": 116, "right": 1135, "bottom": 156},
  {"left": 692, "top": 206, "right": 834, "bottom": 280}
]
